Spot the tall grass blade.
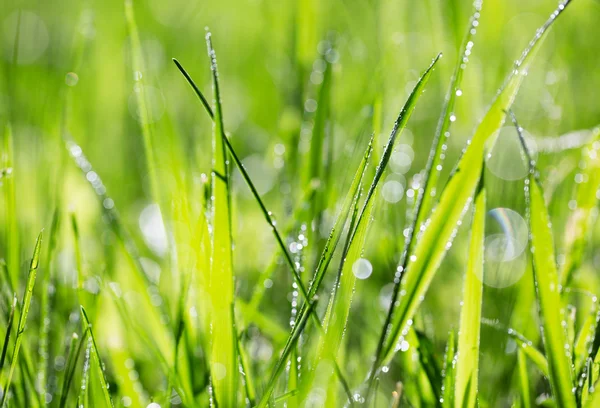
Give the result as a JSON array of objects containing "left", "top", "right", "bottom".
[
  {"left": 124, "top": 0, "right": 161, "bottom": 205},
  {"left": 0, "top": 231, "right": 42, "bottom": 407},
  {"left": 59, "top": 332, "right": 84, "bottom": 408},
  {"left": 0, "top": 294, "right": 17, "bottom": 373},
  {"left": 512, "top": 112, "right": 576, "bottom": 407},
  {"left": 205, "top": 30, "right": 238, "bottom": 407},
  {"left": 518, "top": 348, "right": 531, "bottom": 408},
  {"left": 455, "top": 185, "right": 485, "bottom": 407},
  {"left": 79, "top": 306, "right": 114, "bottom": 407},
  {"left": 376, "top": 0, "right": 574, "bottom": 371},
  {"left": 560, "top": 127, "right": 600, "bottom": 287},
  {"left": 441, "top": 330, "right": 455, "bottom": 408},
  {"left": 3, "top": 123, "right": 18, "bottom": 290}
]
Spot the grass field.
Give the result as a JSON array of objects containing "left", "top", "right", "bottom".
[{"left": 2, "top": 0, "right": 600, "bottom": 407}]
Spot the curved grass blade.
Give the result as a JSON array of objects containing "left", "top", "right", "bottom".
[
  {"left": 455, "top": 185, "right": 485, "bottom": 408},
  {"left": 560, "top": 127, "right": 600, "bottom": 288},
  {"left": 376, "top": 0, "right": 574, "bottom": 372},
  {"left": 512, "top": 112, "right": 576, "bottom": 407},
  {"left": 0, "top": 294, "right": 17, "bottom": 373},
  {"left": 0, "top": 232, "right": 42, "bottom": 407},
  {"left": 79, "top": 306, "right": 114, "bottom": 407}
]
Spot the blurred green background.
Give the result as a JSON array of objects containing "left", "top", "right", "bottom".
[{"left": 1, "top": 0, "right": 600, "bottom": 406}]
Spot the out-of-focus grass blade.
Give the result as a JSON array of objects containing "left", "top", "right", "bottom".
[
  {"left": 38, "top": 207, "right": 61, "bottom": 401},
  {"left": 205, "top": 30, "right": 238, "bottom": 407},
  {"left": 518, "top": 349, "right": 531, "bottom": 408},
  {"left": 0, "top": 294, "right": 17, "bottom": 373},
  {"left": 441, "top": 330, "right": 455, "bottom": 408},
  {"left": 59, "top": 332, "right": 84, "bottom": 408},
  {"left": 376, "top": 0, "right": 574, "bottom": 371},
  {"left": 0, "top": 232, "right": 42, "bottom": 407},
  {"left": 124, "top": 0, "right": 161, "bottom": 205},
  {"left": 570, "top": 291, "right": 599, "bottom": 380},
  {"left": 560, "top": 127, "right": 600, "bottom": 288},
  {"left": 256, "top": 301, "right": 316, "bottom": 408},
  {"left": 3, "top": 123, "right": 18, "bottom": 290},
  {"left": 80, "top": 306, "right": 114, "bottom": 407},
  {"left": 512, "top": 113, "right": 576, "bottom": 408},
  {"left": 455, "top": 185, "right": 485, "bottom": 408}
]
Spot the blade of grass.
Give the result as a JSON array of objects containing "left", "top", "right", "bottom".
[
  {"left": 3, "top": 123, "right": 18, "bottom": 290},
  {"left": 124, "top": 0, "right": 161, "bottom": 206},
  {"left": 204, "top": 30, "right": 238, "bottom": 407},
  {"left": 59, "top": 332, "right": 85, "bottom": 408},
  {"left": 79, "top": 306, "right": 114, "bottom": 407},
  {"left": 512, "top": 111, "right": 576, "bottom": 407},
  {"left": 560, "top": 127, "right": 600, "bottom": 288},
  {"left": 455, "top": 184, "right": 485, "bottom": 408},
  {"left": 375, "top": 0, "right": 574, "bottom": 374},
  {"left": 0, "top": 231, "right": 42, "bottom": 407},
  {"left": 0, "top": 294, "right": 17, "bottom": 373},
  {"left": 518, "top": 348, "right": 531, "bottom": 408},
  {"left": 441, "top": 330, "right": 455, "bottom": 408}
]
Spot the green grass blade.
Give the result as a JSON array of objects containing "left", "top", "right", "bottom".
[
  {"left": 3, "top": 123, "right": 18, "bottom": 290},
  {"left": 377, "top": 0, "right": 574, "bottom": 371},
  {"left": 560, "top": 127, "right": 600, "bottom": 287},
  {"left": 512, "top": 113, "right": 576, "bottom": 407},
  {"left": 59, "top": 332, "right": 84, "bottom": 408},
  {"left": 0, "top": 231, "right": 42, "bottom": 407},
  {"left": 441, "top": 330, "right": 455, "bottom": 408},
  {"left": 416, "top": 0, "right": 482, "bottom": 229},
  {"left": 79, "top": 306, "right": 114, "bottom": 407},
  {"left": 205, "top": 30, "right": 238, "bottom": 407},
  {"left": 0, "top": 294, "right": 17, "bottom": 373},
  {"left": 518, "top": 348, "right": 531, "bottom": 408},
  {"left": 256, "top": 301, "right": 316, "bottom": 408},
  {"left": 124, "top": 0, "right": 161, "bottom": 205},
  {"left": 455, "top": 185, "right": 485, "bottom": 408}
]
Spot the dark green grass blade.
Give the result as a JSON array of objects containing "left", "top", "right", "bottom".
[
  {"left": 455, "top": 186, "right": 485, "bottom": 407},
  {"left": 80, "top": 307, "right": 114, "bottom": 407},
  {"left": 512, "top": 112, "right": 576, "bottom": 407},
  {"left": 1, "top": 232, "right": 42, "bottom": 407},
  {"left": 0, "top": 294, "right": 17, "bottom": 373},
  {"left": 59, "top": 332, "right": 85, "bottom": 408},
  {"left": 376, "top": 0, "right": 574, "bottom": 372}
]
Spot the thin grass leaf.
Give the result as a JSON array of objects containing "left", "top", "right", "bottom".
[
  {"left": 376, "top": 0, "right": 574, "bottom": 372},
  {"left": 38, "top": 207, "right": 61, "bottom": 401},
  {"left": 237, "top": 332, "right": 257, "bottom": 406},
  {"left": 124, "top": 0, "right": 161, "bottom": 205},
  {"left": 560, "top": 127, "right": 600, "bottom": 288},
  {"left": 572, "top": 293, "right": 600, "bottom": 380},
  {"left": 2, "top": 123, "right": 18, "bottom": 290},
  {"left": 256, "top": 301, "right": 316, "bottom": 408},
  {"left": 512, "top": 112, "right": 576, "bottom": 407},
  {"left": 0, "top": 231, "right": 42, "bottom": 407},
  {"left": 79, "top": 306, "right": 114, "bottom": 407},
  {"left": 455, "top": 185, "right": 485, "bottom": 408},
  {"left": 518, "top": 348, "right": 531, "bottom": 408},
  {"left": 59, "top": 332, "right": 84, "bottom": 408},
  {"left": 0, "top": 294, "right": 17, "bottom": 373},
  {"left": 414, "top": 330, "right": 442, "bottom": 402},
  {"left": 441, "top": 330, "right": 455, "bottom": 408},
  {"left": 174, "top": 55, "right": 367, "bottom": 401},
  {"left": 204, "top": 31, "right": 238, "bottom": 407}
]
